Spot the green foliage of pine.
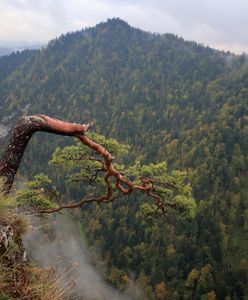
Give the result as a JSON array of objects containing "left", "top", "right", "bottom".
[{"left": 17, "top": 174, "right": 58, "bottom": 210}]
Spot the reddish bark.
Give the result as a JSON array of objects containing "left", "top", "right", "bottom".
[
  {"left": 0, "top": 115, "right": 92, "bottom": 193},
  {"left": 0, "top": 114, "right": 175, "bottom": 214},
  {"left": 34, "top": 133, "right": 173, "bottom": 214}
]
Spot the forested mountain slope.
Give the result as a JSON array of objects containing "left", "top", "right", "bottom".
[
  {"left": 0, "top": 18, "right": 248, "bottom": 299},
  {"left": 0, "top": 49, "right": 38, "bottom": 83}
]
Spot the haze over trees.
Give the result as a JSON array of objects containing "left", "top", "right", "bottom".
[{"left": 0, "top": 18, "right": 248, "bottom": 299}]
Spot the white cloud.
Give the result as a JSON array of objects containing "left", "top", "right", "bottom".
[{"left": 0, "top": 0, "right": 247, "bottom": 53}]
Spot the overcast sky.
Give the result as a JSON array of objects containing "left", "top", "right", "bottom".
[{"left": 0, "top": 0, "right": 247, "bottom": 54}]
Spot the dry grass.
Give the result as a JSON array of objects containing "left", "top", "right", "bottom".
[
  {"left": 0, "top": 261, "right": 70, "bottom": 299},
  {"left": 0, "top": 180, "right": 70, "bottom": 300}
]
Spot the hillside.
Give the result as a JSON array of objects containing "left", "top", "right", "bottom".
[
  {"left": 0, "top": 18, "right": 248, "bottom": 299},
  {"left": 0, "top": 49, "right": 38, "bottom": 84}
]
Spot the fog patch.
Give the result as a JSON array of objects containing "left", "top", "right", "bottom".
[
  {"left": 223, "top": 51, "right": 248, "bottom": 70},
  {"left": 23, "top": 214, "right": 132, "bottom": 300}
]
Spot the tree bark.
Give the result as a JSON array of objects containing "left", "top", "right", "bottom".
[{"left": 0, "top": 115, "right": 91, "bottom": 193}]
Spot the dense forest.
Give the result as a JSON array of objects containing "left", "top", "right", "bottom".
[
  {"left": 0, "top": 18, "right": 248, "bottom": 299},
  {"left": 0, "top": 49, "right": 37, "bottom": 83}
]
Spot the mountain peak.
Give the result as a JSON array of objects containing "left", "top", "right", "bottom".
[
  {"left": 105, "top": 18, "right": 130, "bottom": 27},
  {"left": 93, "top": 18, "right": 132, "bottom": 32}
]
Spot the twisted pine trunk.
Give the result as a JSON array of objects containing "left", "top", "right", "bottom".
[
  {"left": 0, "top": 115, "right": 91, "bottom": 193},
  {"left": 0, "top": 114, "right": 170, "bottom": 214}
]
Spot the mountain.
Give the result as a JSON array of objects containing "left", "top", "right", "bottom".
[
  {"left": 0, "top": 18, "right": 248, "bottom": 299},
  {"left": 0, "top": 49, "right": 38, "bottom": 83},
  {"left": 0, "top": 19, "right": 243, "bottom": 158}
]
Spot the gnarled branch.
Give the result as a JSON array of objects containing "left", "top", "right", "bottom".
[
  {"left": 34, "top": 130, "right": 178, "bottom": 214},
  {"left": 0, "top": 114, "right": 178, "bottom": 214},
  {"left": 0, "top": 115, "right": 92, "bottom": 193}
]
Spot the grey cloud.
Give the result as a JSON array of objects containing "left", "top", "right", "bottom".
[
  {"left": 99, "top": 0, "right": 248, "bottom": 52},
  {"left": 0, "top": 0, "right": 247, "bottom": 53}
]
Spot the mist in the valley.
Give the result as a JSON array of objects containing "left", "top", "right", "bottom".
[{"left": 23, "top": 214, "right": 143, "bottom": 300}]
